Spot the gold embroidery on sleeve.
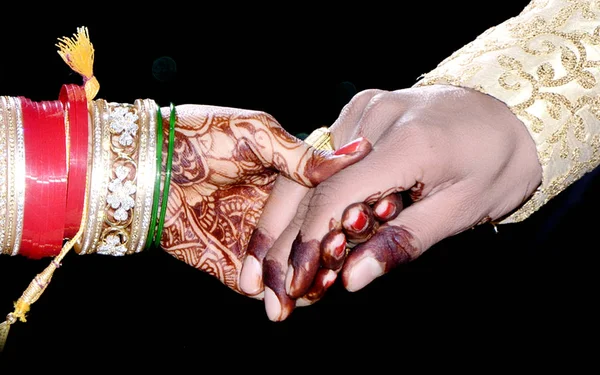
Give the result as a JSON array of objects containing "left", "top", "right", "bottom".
[{"left": 416, "top": 0, "right": 600, "bottom": 223}]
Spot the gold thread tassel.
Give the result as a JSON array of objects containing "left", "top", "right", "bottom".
[
  {"left": 0, "top": 231, "right": 85, "bottom": 352},
  {"left": 0, "top": 260, "right": 58, "bottom": 351},
  {"left": 56, "top": 26, "right": 99, "bottom": 100}
]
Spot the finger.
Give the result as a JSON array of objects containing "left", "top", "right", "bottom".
[
  {"left": 295, "top": 268, "right": 339, "bottom": 307},
  {"left": 280, "top": 89, "right": 386, "bottom": 190},
  {"left": 285, "top": 166, "right": 418, "bottom": 299},
  {"left": 328, "top": 89, "right": 388, "bottom": 146},
  {"left": 372, "top": 193, "right": 404, "bottom": 222},
  {"left": 342, "top": 186, "right": 484, "bottom": 292},
  {"left": 319, "top": 229, "right": 348, "bottom": 270},
  {"left": 319, "top": 193, "right": 406, "bottom": 274},
  {"left": 262, "top": 190, "right": 314, "bottom": 322},
  {"left": 282, "top": 136, "right": 372, "bottom": 187},
  {"left": 320, "top": 200, "right": 380, "bottom": 271},
  {"left": 239, "top": 176, "right": 309, "bottom": 296},
  {"left": 340, "top": 202, "right": 378, "bottom": 244},
  {"left": 321, "top": 193, "right": 405, "bottom": 269},
  {"left": 231, "top": 113, "right": 373, "bottom": 187},
  {"left": 285, "top": 96, "right": 419, "bottom": 298}
]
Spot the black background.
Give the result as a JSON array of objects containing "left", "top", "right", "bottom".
[{"left": 0, "top": 1, "right": 596, "bottom": 369}]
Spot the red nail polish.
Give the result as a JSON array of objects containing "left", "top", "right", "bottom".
[
  {"left": 334, "top": 138, "right": 364, "bottom": 155},
  {"left": 351, "top": 211, "right": 368, "bottom": 232},
  {"left": 376, "top": 202, "right": 395, "bottom": 219},
  {"left": 324, "top": 277, "right": 336, "bottom": 290},
  {"left": 334, "top": 239, "right": 347, "bottom": 257}
]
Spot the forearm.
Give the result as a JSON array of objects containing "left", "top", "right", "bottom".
[{"left": 415, "top": 0, "right": 600, "bottom": 223}]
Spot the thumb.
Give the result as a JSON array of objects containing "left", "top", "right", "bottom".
[
  {"left": 274, "top": 129, "right": 373, "bottom": 188},
  {"left": 342, "top": 186, "right": 485, "bottom": 292}
]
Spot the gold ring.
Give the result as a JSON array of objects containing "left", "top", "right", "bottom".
[{"left": 304, "top": 126, "right": 334, "bottom": 151}]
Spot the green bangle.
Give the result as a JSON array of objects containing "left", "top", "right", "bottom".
[
  {"left": 145, "top": 107, "right": 164, "bottom": 250},
  {"left": 153, "top": 102, "right": 176, "bottom": 249}
]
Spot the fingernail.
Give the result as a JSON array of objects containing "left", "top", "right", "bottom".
[
  {"left": 375, "top": 200, "right": 395, "bottom": 219},
  {"left": 331, "top": 232, "right": 347, "bottom": 257},
  {"left": 334, "top": 137, "right": 364, "bottom": 155},
  {"left": 322, "top": 269, "right": 337, "bottom": 289},
  {"left": 296, "top": 298, "right": 312, "bottom": 307},
  {"left": 346, "top": 257, "right": 384, "bottom": 292},
  {"left": 264, "top": 287, "right": 282, "bottom": 321},
  {"left": 239, "top": 255, "right": 263, "bottom": 296},
  {"left": 285, "top": 266, "right": 294, "bottom": 295},
  {"left": 344, "top": 208, "right": 368, "bottom": 232}
]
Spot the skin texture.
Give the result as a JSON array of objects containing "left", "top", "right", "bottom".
[
  {"left": 248, "top": 84, "right": 543, "bottom": 321},
  {"left": 157, "top": 104, "right": 371, "bottom": 295}
]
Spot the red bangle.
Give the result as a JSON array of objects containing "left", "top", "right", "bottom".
[
  {"left": 41, "top": 100, "right": 68, "bottom": 256},
  {"left": 19, "top": 97, "right": 41, "bottom": 256},
  {"left": 34, "top": 101, "right": 48, "bottom": 254},
  {"left": 59, "top": 84, "right": 89, "bottom": 238},
  {"left": 19, "top": 98, "right": 68, "bottom": 259}
]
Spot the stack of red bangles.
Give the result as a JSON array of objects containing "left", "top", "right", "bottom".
[
  {"left": 0, "top": 26, "right": 178, "bottom": 352},
  {"left": 0, "top": 89, "right": 176, "bottom": 260}
]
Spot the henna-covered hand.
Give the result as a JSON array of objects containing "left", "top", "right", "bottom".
[
  {"left": 158, "top": 104, "right": 371, "bottom": 295},
  {"left": 250, "top": 85, "right": 543, "bottom": 321}
]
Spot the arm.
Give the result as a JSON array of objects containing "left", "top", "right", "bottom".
[
  {"left": 251, "top": 0, "right": 600, "bottom": 321},
  {"left": 415, "top": 0, "right": 600, "bottom": 223}
]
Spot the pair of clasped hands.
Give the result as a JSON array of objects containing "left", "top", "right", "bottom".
[{"left": 160, "top": 84, "right": 542, "bottom": 321}]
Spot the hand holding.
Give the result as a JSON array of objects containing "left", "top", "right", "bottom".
[
  {"left": 159, "top": 104, "right": 371, "bottom": 294},
  {"left": 256, "top": 84, "right": 542, "bottom": 320}
]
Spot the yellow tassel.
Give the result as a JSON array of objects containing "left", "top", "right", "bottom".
[{"left": 56, "top": 26, "right": 99, "bottom": 101}]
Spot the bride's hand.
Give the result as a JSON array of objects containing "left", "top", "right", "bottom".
[{"left": 159, "top": 104, "right": 371, "bottom": 295}]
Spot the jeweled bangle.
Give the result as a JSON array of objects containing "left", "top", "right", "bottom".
[
  {"left": 94, "top": 100, "right": 140, "bottom": 256},
  {"left": 129, "top": 98, "right": 157, "bottom": 254},
  {"left": 3, "top": 96, "right": 18, "bottom": 255},
  {"left": 1, "top": 97, "right": 26, "bottom": 257},
  {"left": 0, "top": 97, "right": 9, "bottom": 254},
  {"left": 75, "top": 99, "right": 110, "bottom": 255}
]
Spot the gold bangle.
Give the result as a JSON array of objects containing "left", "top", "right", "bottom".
[
  {"left": 129, "top": 99, "right": 158, "bottom": 254},
  {"left": 0, "top": 97, "right": 25, "bottom": 256},
  {"left": 304, "top": 126, "right": 334, "bottom": 151},
  {"left": 94, "top": 101, "right": 140, "bottom": 256},
  {"left": 12, "top": 97, "right": 25, "bottom": 257},
  {"left": 76, "top": 99, "right": 111, "bottom": 255},
  {"left": 0, "top": 97, "right": 9, "bottom": 254}
]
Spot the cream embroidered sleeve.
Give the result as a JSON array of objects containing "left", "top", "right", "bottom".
[{"left": 415, "top": 0, "right": 600, "bottom": 224}]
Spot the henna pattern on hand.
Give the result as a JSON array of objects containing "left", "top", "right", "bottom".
[
  {"left": 409, "top": 181, "right": 425, "bottom": 202},
  {"left": 170, "top": 133, "right": 208, "bottom": 185},
  {"left": 159, "top": 106, "right": 308, "bottom": 293},
  {"left": 364, "top": 186, "right": 405, "bottom": 205}
]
